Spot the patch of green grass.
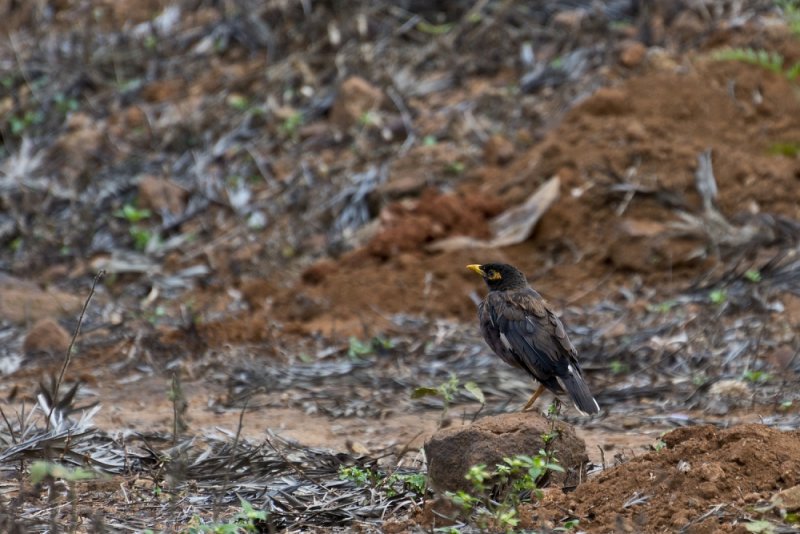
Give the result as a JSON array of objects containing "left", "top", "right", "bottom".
[
  {"left": 186, "top": 499, "right": 267, "bottom": 533},
  {"left": 412, "top": 374, "right": 485, "bottom": 407},
  {"left": 743, "top": 369, "right": 771, "bottom": 384},
  {"left": 338, "top": 465, "right": 427, "bottom": 498},
  {"left": 338, "top": 465, "right": 378, "bottom": 486},
  {"left": 778, "top": 0, "right": 800, "bottom": 35},
  {"left": 446, "top": 451, "right": 565, "bottom": 531},
  {"left": 347, "top": 335, "right": 393, "bottom": 359},
  {"left": 711, "top": 47, "right": 784, "bottom": 73},
  {"left": 768, "top": 142, "right": 800, "bottom": 158},
  {"left": 9, "top": 110, "right": 43, "bottom": 136},
  {"left": 29, "top": 461, "right": 99, "bottom": 484},
  {"left": 710, "top": 47, "right": 800, "bottom": 81}
]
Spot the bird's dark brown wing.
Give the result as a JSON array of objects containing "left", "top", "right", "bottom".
[
  {"left": 480, "top": 288, "right": 585, "bottom": 383},
  {"left": 480, "top": 287, "right": 599, "bottom": 414}
]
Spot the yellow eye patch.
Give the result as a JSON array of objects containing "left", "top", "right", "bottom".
[{"left": 487, "top": 270, "right": 502, "bottom": 281}]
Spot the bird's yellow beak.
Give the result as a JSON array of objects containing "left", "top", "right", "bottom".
[{"left": 466, "top": 264, "right": 485, "bottom": 277}]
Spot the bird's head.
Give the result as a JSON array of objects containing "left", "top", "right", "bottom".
[{"left": 467, "top": 263, "right": 528, "bottom": 291}]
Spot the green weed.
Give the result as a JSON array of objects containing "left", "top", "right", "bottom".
[
  {"left": 709, "top": 289, "right": 727, "bottom": 305},
  {"left": 445, "top": 451, "right": 565, "bottom": 532},
  {"left": 186, "top": 499, "right": 267, "bottom": 533},
  {"left": 347, "top": 335, "right": 393, "bottom": 359},
  {"left": 710, "top": 47, "right": 800, "bottom": 81}
]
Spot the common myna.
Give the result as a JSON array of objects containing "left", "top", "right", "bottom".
[{"left": 467, "top": 263, "right": 600, "bottom": 415}]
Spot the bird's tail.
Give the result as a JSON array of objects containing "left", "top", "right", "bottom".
[{"left": 559, "top": 373, "right": 600, "bottom": 416}]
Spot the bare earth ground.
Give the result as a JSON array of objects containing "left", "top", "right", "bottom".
[{"left": 2, "top": 1, "right": 800, "bottom": 532}]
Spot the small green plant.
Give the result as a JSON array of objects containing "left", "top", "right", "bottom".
[
  {"left": 609, "top": 360, "right": 629, "bottom": 375},
  {"left": 130, "top": 227, "right": 153, "bottom": 251},
  {"left": 338, "top": 465, "right": 378, "bottom": 487},
  {"left": 347, "top": 335, "right": 393, "bottom": 359},
  {"left": 710, "top": 47, "right": 800, "bottom": 81},
  {"left": 768, "top": 142, "right": 800, "bottom": 158},
  {"left": 743, "top": 369, "right": 771, "bottom": 384},
  {"left": 339, "top": 465, "right": 427, "bottom": 498},
  {"left": 423, "top": 135, "right": 438, "bottom": 146},
  {"left": 8, "top": 236, "right": 22, "bottom": 252},
  {"left": 652, "top": 439, "right": 667, "bottom": 452},
  {"left": 9, "top": 110, "right": 43, "bottom": 135},
  {"left": 446, "top": 451, "right": 565, "bottom": 531},
  {"left": 358, "top": 111, "right": 378, "bottom": 126},
  {"left": 29, "top": 461, "right": 98, "bottom": 484},
  {"left": 709, "top": 289, "right": 727, "bottom": 305},
  {"left": 711, "top": 47, "right": 784, "bottom": 73},
  {"left": 646, "top": 300, "right": 677, "bottom": 313},
  {"left": 692, "top": 373, "right": 708, "bottom": 387},
  {"left": 385, "top": 472, "right": 427, "bottom": 497},
  {"left": 778, "top": 0, "right": 800, "bottom": 35},
  {"left": 227, "top": 94, "right": 250, "bottom": 111},
  {"left": 187, "top": 498, "right": 267, "bottom": 533},
  {"left": 744, "top": 269, "right": 762, "bottom": 283},
  {"left": 412, "top": 374, "right": 485, "bottom": 421},
  {"left": 780, "top": 400, "right": 793, "bottom": 411},
  {"left": 280, "top": 111, "right": 303, "bottom": 137},
  {"left": 556, "top": 519, "right": 581, "bottom": 531},
  {"left": 144, "top": 34, "right": 158, "bottom": 51},
  {"left": 416, "top": 21, "right": 453, "bottom": 35},
  {"left": 54, "top": 93, "right": 79, "bottom": 114},
  {"left": 114, "top": 204, "right": 152, "bottom": 223},
  {"left": 446, "top": 161, "right": 466, "bottom": 174}
]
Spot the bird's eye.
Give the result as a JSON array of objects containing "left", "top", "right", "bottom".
[{"left": 488, "top": 270, "right": 502, "bottom": 281}]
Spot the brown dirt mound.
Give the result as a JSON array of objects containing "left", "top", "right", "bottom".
[
  {"left": 275, "top": 50, "right": 800, "bottom": 333},
  {"left": 525, "top": 424, "right": 800, "bottom": 533}
]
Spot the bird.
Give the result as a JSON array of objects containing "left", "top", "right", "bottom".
[{"left": 467, "top": 263, "right": 600, "bottom": 415}]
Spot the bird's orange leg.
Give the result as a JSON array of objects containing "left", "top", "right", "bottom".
[{"left": 522, "top": 384, "right": 546, "bottom": 412}]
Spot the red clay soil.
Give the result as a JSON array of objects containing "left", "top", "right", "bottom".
[
  {"left": 245, "top": 52, "right": 800, "bottom": 340},
  {"left": 524, "top": 424, "right": 800, "bottom": 533}
]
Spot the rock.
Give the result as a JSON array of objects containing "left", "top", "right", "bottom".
[
  {"left": 707, "top": 379, "right": 751, "bottom": 415},
  {"left": 619, "top": 40, "right": 647, "bottom": 69},
  {"left": 22, "top": 318, "right": 71, "bottom": 359},
  {"left": 424, "top": 412, "right": 589, "bottom": 494},
  {"left": 772, "top": 484, "right": 800, "bottom": 512},
  {"left": 330, "top": 76, "right": 384, "bottom": 130},
  {"left": 483, "top": 135, "right": 515, "bottom": 166},
  {"left": 137, "top": 175, "right": 188, "bottom": 216}
]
